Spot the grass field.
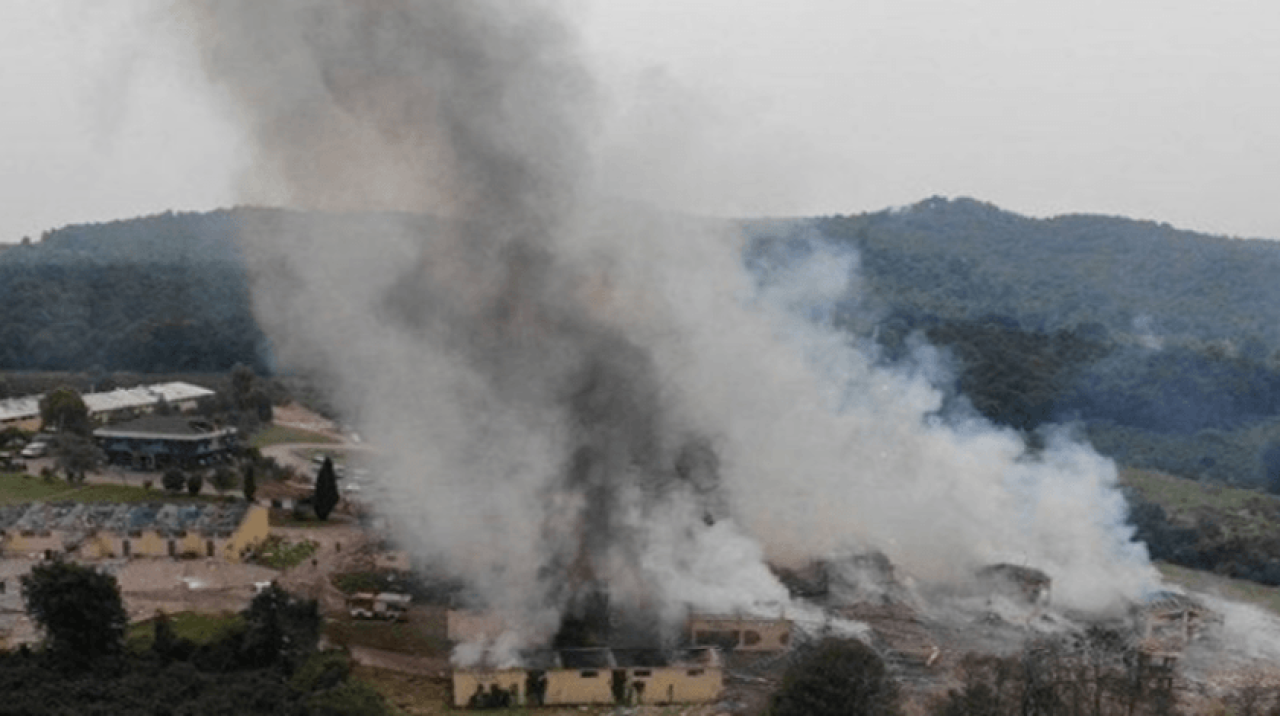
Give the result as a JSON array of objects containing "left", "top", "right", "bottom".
[
  {"left": 126, "top": 611, "right": 244, "bottom": 652},
  {"left": 323, "top": 613, "right": 450, "bottom": 657},
  {"left": 251, "top": 424, "right": 337, "bottom": 449},
  {"left": 1158, "top": 562, "right": 1280, "bottom": 616},
  {"left": 1119, "top": 467, "right": 1280, "bottom": 539},
  {"left": 250, "top": 534, "right": 319, "bottom": 570},
  {"left": 0, "top": 473, "right": 225, "bottom": 505}
]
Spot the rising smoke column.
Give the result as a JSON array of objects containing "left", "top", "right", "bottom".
[
  {"left": 176, "top": 0, "right": 1159, "bottom": 656},
  {"left": 177, "top": 0, "right": 788, "bottom": 653}
]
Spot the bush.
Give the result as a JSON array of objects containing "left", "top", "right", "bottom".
[
  {"left": 21, "top": 559, "right": 129, "bottom": 663},
  {"left": 771, "top": 638, "right": 902, "bottom": 716},
  {"left": 186, "top": 472, "right": 204, "bottom": 496},
  {"left": 162, "top": 468, "right": 186, "bottom": 493}
]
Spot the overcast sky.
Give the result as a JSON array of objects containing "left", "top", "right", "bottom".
[{"left": 3, "top": 0, "right": 1280, "bottom": 242}]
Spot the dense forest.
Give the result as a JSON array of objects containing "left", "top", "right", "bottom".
[
  {"left": 748, "top": 198, "right": 1280, "bottom": 492},
  {"left": 5, "top": 200, "right": 1280, "bottom": 493}
]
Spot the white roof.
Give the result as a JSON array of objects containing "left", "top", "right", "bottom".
[
  {"left": 83, "top": 382, "right": 215, "bottom": 414},
  {"left": 0, "top": 382, "right": 215, "bottom": 423},
  {"left": 0, "top": 396, "right": 41, "bottom": 423}
]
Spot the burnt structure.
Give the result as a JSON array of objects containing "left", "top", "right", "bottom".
[{"left": 976, "top": 563, "right": 1052, "bottom": 606}]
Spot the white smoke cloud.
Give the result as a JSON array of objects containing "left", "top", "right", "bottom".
[{"left": 173, "top": 0, "right": 1161, "bottom": 660}]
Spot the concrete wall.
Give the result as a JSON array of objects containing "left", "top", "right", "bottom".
[
  {"left": 689, "top": 616, "right": 792, "bottom": 652},
  {"left": 451, "top": 670, "right": 525, "bottom": 708},
  {"left": 221, "top": 504, "right": 269, "bottom": 562},
  {"left": 452, "top": 665, "right": 723, "bottom": 708},
  {"left": 628, "top": 666, "right": 723, "bottom": 705}
]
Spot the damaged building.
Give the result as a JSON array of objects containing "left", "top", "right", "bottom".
[
  {"left": 452, "top": 646, "right": 722, "bottom": 708},
  {"left": 976, "top": 563, "right": 1052, "bottom": 607},
  {"left": 0, "top": 502, "right": 268, "bottom": 561},
  {"left": 687, "top": 613, "right": 793, "bottom": 652},
  {"left": 1134, "top": 591, "right": 1220, "bottom": 657}
]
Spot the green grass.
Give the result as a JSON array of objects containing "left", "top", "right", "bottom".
[
  {"left": 251, "top": 424, "right": 337, "bottom": 449},
  {"left": 126, "top": 611, "right": 244, "bottom": 652},
  {"left": 1119, "top": 467, "right": 1280, "bottom": 538},
  {"left": 1158, "top": 562, "right": 1280, "bottom": 617},
  {"left": 0, "top": 473, "right": 77, "bottom": 503},
  {"left": 324, "top": 616, "right": 450, "bottom": 657},
  {"left": 249, "top": 534, "right": 319, "bottom": 570}
]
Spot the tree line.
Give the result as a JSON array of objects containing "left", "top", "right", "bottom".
[{"left": 10, "top": 559, "right": 390, "bottom": 715}]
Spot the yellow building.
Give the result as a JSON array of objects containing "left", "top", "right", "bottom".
[
  {"left": 688, "top": 613, "right": 793, "bottom": 652},
  {"left": 0, "top": 502, "right": 268, "bottom": 562},
  {"left": 452, "top": 647, "right": 723, "bottom": 708}
]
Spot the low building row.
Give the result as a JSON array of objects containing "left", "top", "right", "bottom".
[
  {"left": 0, "top": 501, "right": 268, "bottom": 561},
  {"left": 453, "top": 647, "right": 723, "bottom": 708},
  {"left": 0, "top": 381, "right": 215, "bottom": 430}
]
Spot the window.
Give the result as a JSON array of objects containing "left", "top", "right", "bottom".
[
  {"left": 206, "top": 540, "right": 215, "bottom": 557},
  {"left": 122, "top": 540, "right": 131, "bottom": 558},
  {"left": 167, "top": 540, "right": 176, "bottom": 557},
  {"left": 580, "top": 671, "right": 598, "bottom": 678},
  {"left": 632, "top": 670, "right": 651, "bottom": 677},
  {"left": 688, "top": 669, "right": 704, "bottom": 676},
  {"left": 744, "top": 630, "right": 762, "bottom": 646}
]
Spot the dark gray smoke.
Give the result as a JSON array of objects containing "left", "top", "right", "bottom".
[
  {"left": 173, "top": 0, "right": 1173, "bottom": 668},
  {"left": 176, "top": 0, "right": 786, "bottom": 658}
]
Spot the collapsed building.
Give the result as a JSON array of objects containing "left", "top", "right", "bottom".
[
  {"left": 0, "top": 501, "right": 268, "bottom": 561},
  {"left": 975, "top": 563, "right": 1052, "bottom": 608},
  {"left": 452, "top": 647, "right": 722, "bottom": 708},
  {"left": 1133, "top": 590, "right": 1220, "bottom": 657}
]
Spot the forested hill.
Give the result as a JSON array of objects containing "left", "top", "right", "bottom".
[
  {"left": 0, "top": 210, "right": 266, "bottom": 373},
  {"left": 808, "top": 196, "right": 1280, "bottom": 348},
  {"left": 6, "top": 200, "right": 1280, "bottom": 488},
  {"left": 747, "top": 197, "right": 1280, "bottom": 490}
]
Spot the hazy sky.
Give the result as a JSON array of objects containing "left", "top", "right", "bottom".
[{"left": 3, "top": 0, "right": 1280, "bottom": 241}]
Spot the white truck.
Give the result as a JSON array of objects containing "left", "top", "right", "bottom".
[{"left": 347, "top": 592, "right": 411, "bottom": 621}]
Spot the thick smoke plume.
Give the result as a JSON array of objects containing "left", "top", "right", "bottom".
[{"left": 176, "top": 0, "right": 1158, "bottom": 657}]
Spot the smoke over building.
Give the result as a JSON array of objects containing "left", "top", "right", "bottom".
[{"left": 173, "top": 0, "right": 1159, "bottom": 660}]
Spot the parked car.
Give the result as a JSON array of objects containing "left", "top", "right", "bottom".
[{"left": 20, "top": 441, "right": 48, "bottom": 459}]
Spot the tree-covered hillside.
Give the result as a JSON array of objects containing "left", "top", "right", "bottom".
[
  {"left": 7, "top": 200, "right": 1280, "bottom": 490},
  {"left": 746, "top": 197, "right": 1280, "bottom": 490}
]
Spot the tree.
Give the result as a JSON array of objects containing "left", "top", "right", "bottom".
[
  {"left": 162, "top": 468, "right": 186, "bottom": 493},
  {"left": 21, "top": 559, "right": 128, "bottom": 662},
  {"left": 243, "top": 464, "right": 257, "bottom": 502},
  {"left": 241, "top": 582, "right": 320, "bottom": 671},
  {"left": 230, "top": 363, "right": 255, "bottom": 409},
  {"left": 187, "top": 472, "right": 204, "bottom": 496},
  {"left": 211, "top": 466, "right": 237, "bottom": 495},
  {"left": 771, "top": 638, "right": 902, "bottom": 716},
  {"left": 38, "top": 386, "right": 91, "bottom": 436},
  {"left": 51, "top": 433, "right": 103, "bottom": 484},
  {"left": 313, "top": 457, "right": 340, "bottom": 521}
]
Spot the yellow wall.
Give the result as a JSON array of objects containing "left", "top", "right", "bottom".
[
  {"left": 629, "top": 666, "right": 723, "bottom": 705},
  {"left": 452, "top": 665, "right": 724, "bottom": 708},
  {"left": 451, "top": 670, "right": 524, "bottom": 708},
  {"left": 544, "top": 669, "right": 615, "bottom": 705},
  {"left": 221, "top": 504, "right": 268, "bottom": 562},
  {"left": 689, "top": 616, "right": 792, "bottom": 652},
  {"left": 5, "top": 533, "right": 63, "bottom": 557}
]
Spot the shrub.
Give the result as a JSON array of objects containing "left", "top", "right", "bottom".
[
  {"left": 162, "top": 468, "right": 186, "bottom": 493},
  {"left": 771, "top": 638, "right": 902, "bottom": 716}
]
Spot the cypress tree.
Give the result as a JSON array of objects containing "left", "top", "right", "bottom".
[{"left": 313, "top": 458, "right": 339, "bottom": 521}]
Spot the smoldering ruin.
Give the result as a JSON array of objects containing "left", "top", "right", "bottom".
[{"left": 169, "top": 0, "right": 1280, "bottom": 707}]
